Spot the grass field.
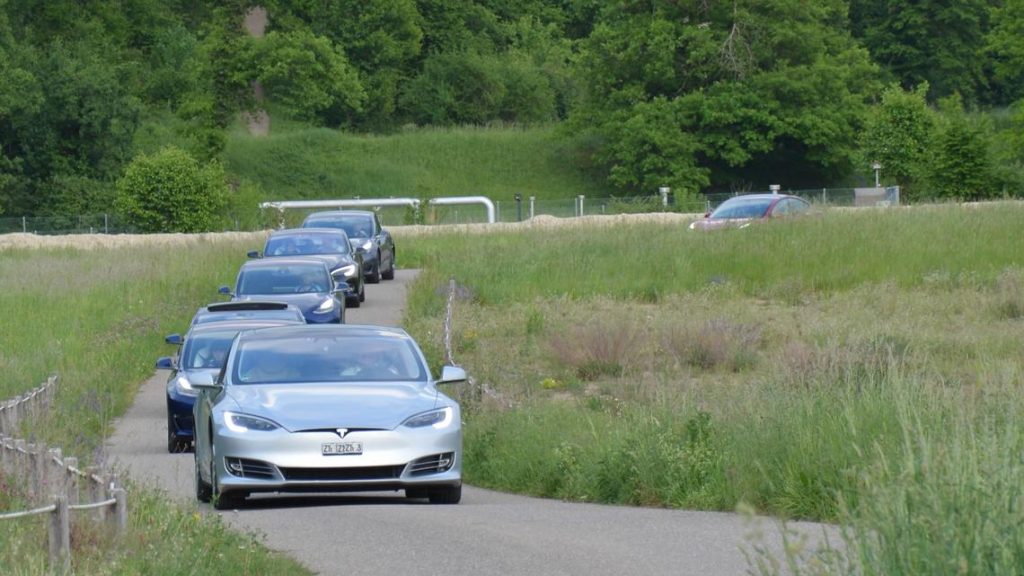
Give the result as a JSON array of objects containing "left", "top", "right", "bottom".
[{"left": 2, "top": 203, "right": 1024, "bottom": 573}]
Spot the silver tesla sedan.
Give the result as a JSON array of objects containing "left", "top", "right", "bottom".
[{"left": 191, "top": 324, "right": 464, "bottom": 509}]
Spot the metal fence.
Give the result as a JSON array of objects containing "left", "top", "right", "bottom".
[{"left": 0, "top": 187, "right": 902, "bottom": 234}]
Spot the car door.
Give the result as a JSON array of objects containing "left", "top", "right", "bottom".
[{"left": 373, "top": 213, "right": 395, "bottom": 269}]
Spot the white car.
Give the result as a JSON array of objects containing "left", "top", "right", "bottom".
[{"left": 192, "top": 324, "right": 465, "bottom": 509}]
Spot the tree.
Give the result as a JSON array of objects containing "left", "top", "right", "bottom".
[
  {"left": 925, "top": 97, "right": 995, "bottom": 200},
  {"left": 849, "top": 0, "right": 990, "bottom": 104},
  {"left": 114, "top": 147, "right": 228, "bottom": 233},
  {"left": 859, "top": 84, "right": 935, "bottom": 199},
  {"left": 986, "top": 0, "right": 1024, "bottom": 104},
  {"left": 569, "top": 0, "right": 880, "bottom": 196},
  {"left": 250, "top": 30, "right": 365, "bottom": 125}
]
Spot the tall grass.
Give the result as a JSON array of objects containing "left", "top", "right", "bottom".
[
  {"left": 1, "top": 237, "right": 307, "bottom": 574},
  {"left": 397, "top": 203, "right": 1024, "bottom": 573}
]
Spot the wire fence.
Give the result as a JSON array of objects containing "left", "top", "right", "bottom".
[
  {"left": 442, "top": 278, "right": 510, "bottom": 409},
  {"left": 1, "top": 376, "right": 128, "bottom": 573},
  {"left": 0, "top": 187, "right": 901, "bottom": 234}
]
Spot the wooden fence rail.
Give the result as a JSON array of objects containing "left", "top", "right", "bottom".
[{"left": 1, "top": 376, "right": 128, "bottom": 573}]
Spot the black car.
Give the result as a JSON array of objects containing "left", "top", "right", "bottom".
[
  {"left": 300, "top": 210, "right": 396, "bottom": 283},
  {"left": 248, "top": 228, "right": 365, "bottom": 307},
  {"left": 219, "top": 259, "right": 347, "bottom": 324}
]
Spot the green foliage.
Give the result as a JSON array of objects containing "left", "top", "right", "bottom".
[
  {"left": 859, "top": 84, "right": 935, "bottom": 198},
  {"left": 250, "top": 30, "right": 365, "bottom": 125},
  {"left": 925, "top": 100, "right": 996, "bottom": 200},
  {"left": 114, "top": 147, "right": 228, "bottom": 232},
  {"left": 849, "top": 0, "right": 990, "bottom": 104},
  {"left": 986, "top": 0, "right": 1024, "bottom": 103},
  {"left": 569, "top": 0, "right": 881, "bottom": 194}
]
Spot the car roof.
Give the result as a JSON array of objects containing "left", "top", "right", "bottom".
[
  {"left": 187, "top": 319, "right": 304, "bottom": 335},
  {"left": 239, "top": 257, "right": 331, "bottom": 270},
  {"left": 268, "top": 227, "right": 349, "bottom": 238},
  {"left": 304, "top": 210, "right": 374, "bottom": 219},
  {"left": 719, "top": 193, "right": 805, "bottom": 202},
  {"left": 235, "top": 323, "right": 412, "bottom": 344}
]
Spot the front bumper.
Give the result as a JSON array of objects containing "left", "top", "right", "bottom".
[
  {"left": 212, "top": 424, "right": 461, "bottom": 495},
  {"left": 166, "top": 389, "right": 197, "bottom": 439}
]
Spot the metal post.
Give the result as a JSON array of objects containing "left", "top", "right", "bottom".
[
  {"left": 515, "top": 194, "right": 522, "bottom": 222},
  {"left": 769, "top": 184, "right": 781, "bottom": 195},
  {"left": 576, "top": 195, "right": 585, "bottom": 217},
  {"left": 529, "top": 196, "right": 535, "bottom": 219},
  {"left": 112, "top": 488, "right": 128, "bottom": 534},
  {"left": 104, "top": 213, "right": 109, "bottom": 234},
  {"left": 22, "top": 216, "right": 27, "bottom": 233},
  {"left": 659, "top": 186, "right": 670, "bottom": 207}
]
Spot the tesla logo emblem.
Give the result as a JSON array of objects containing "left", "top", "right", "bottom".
[{"left": 336, "top": 428, "right": 349, "bottom": 439}]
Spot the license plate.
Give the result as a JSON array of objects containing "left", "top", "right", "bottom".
[{"left": 322, "top": 442, "right": 363, "bottom": 455}]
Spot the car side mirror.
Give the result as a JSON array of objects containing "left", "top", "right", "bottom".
[
  {"left": 164, "top": 333, "right": 183, "bottom": 346},
  {"left": 189, "top": 371, "right": 220, "bottom": 390},
  {"left": 247, "top": 250, "right": 261, "bottom": 259},
  {"left": 438, "top": 365, "right": 467, "bottom": 385},
  {"left": 218, "top": 286, "right": 233, "bottom": 296},
  {"left": 156, "top": 356, "right": 175, "bottom": 370}
]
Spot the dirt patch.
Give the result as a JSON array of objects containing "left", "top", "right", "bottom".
[{"left": 0, "top": 213, "right": 698, "bottom": 251}]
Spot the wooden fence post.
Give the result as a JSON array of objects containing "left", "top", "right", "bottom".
[
  {"left": 64, "top": 456, "right": 79, "bottom": 505},
  {"left": 48, "top": 495, "right": 71, "bottom": 574},
  {"left": 111, "top": 488, "right": 128, "bottom": 534}
]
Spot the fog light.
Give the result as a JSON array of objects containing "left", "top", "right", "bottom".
[{"left": 226, "top": 458, "right": 244, "bottom": 475}]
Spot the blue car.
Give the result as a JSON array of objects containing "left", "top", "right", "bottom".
[
  {"left": 156, "top": 317, "right": 304, "bottom": 452},
  {"left": 219, "top": 258, "right": 347, "bottom": 324}
]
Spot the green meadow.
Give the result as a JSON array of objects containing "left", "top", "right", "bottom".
[{"left": 2, "top": 203, "right": 1024, "bottom": 573}]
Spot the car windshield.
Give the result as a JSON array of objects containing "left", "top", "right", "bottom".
[
  {"left": 305, "top": 216, "right": 373, "bottom": 239},
  {"left": 237, "top": 265, "right": 330, "bottom": 295},
  {"left": 710, "top": 198, "right": 773, "bottom": 220},
  {"left": 265, "top": 233, "right": 349, "bottom": 256},
  {"left": 182, "top": 332, "right": 237, "bottom": 370},
  {"left": 234, "top": 335, "right": 427, "bottom": 384}
]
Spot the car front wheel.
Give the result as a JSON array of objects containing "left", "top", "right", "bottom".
[
  {"left": 428, "top": 484, "right": 461, "bottom": 504},
  {"left": 195, "top": 454, "right": 212, "bottom": 503}
]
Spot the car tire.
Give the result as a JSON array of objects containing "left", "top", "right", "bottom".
[
  {"left": 358, "top": 280, "right": 365, "bottom": 302},
  {"left": 213, "top": 474, "right": 245, "bottom": 510},
  {"left": 428, "top": 484, "right": 461, "bottom": 504},
  {"left": 167, "top": 413, "right": 189, "bottom": 453},
  {"left": 405, "top": 488, "right": 428, "bottom": 500},
  {"left": 346, "top": 293, "right": 360, "bottom": 308},
  {"left": 367, "top": 252, "right": 382, "bottom": 284},
  {"left": 195, "top": 454, "right": 212, "bottom": 503},
  {"left": 381, "top": 250, "right": 395, "bottom": 280}
]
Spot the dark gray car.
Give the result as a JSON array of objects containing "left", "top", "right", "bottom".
[{"left": 301, "top": 210, "right": 396, "bottom": 283}]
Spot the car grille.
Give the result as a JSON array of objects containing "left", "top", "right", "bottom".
[
  {"left": 279, "top": 465, "right": 405, "bottom": 482},
  {"left": 407, "top": 453, "right": 455, "bottom": 476},
  {"left": 224, "top": 457, "right": 277, "bottom": 480}
]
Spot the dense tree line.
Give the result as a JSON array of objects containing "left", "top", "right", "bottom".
[{"left": 1, "top": 0, "right": 1023, "bottom": 227}]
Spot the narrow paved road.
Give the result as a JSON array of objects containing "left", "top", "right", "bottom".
[{"left": 106, "top": 269, "right": 834, "bottom": 575}]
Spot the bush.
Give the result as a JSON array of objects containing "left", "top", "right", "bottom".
[{"left": 114, "top": 147, "right": 228, "bottom": 232}]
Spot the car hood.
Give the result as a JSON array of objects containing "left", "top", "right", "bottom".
[
  {"left": 689, "top": 217, "right": 755, "bottom": 231},
  {"left": 224, "top": 383, "right": 439, "bottom": 430},
  {"left": 295, "top": 254, "right": 350, "bottom": 269}
]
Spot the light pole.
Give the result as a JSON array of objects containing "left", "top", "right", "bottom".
[{"left": 871, "top": 161, "right": 882, "bottom": 188}]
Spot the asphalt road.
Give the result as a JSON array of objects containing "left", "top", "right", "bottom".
[{"left": 105, "top": 268, "right": 835, "bottom": 576}]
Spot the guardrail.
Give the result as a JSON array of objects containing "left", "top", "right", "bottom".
[{"left": 1, "top": 376, "right": 128, "bottom": 573}]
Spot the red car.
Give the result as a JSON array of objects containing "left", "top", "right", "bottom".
[{"left": 689, "top": 193, "right": 811, "bottom": 230}]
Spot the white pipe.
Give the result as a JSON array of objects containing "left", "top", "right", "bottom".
[
  {"left": 259, "top": 198, "right": 420, "bottom": 211},
  {"left": 427, "top": 196, "right": 496, "bottom": 224}
]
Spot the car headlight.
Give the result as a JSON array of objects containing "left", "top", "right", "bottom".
[
  {"left": 173, "top": 375, "right": 198, "bottom": 396},
  {"left": 360, "top": 240, "right": 373, "bottom": 252},
  {"left": 333, "top": 264, "right": 357, "bottom": 278},
  {"left": 315, "top": 298, "right": 336, "bottom": 313},
  {"left": 224, "top": 411, "right": 280, "bottom": 433},
  {"left": 402, "top": 407, "right": 453, "bottom": 429}
]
